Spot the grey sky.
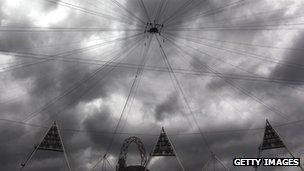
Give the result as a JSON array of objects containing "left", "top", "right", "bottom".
[{"left": 0, "top": 0, "right": 304, "bottom": 170}]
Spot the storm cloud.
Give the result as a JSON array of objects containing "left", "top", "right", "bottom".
[{"left": 1, "top": 0, "right": 304, "bottom": 171}]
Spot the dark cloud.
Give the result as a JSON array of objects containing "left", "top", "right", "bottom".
[
  {"left": 0, "top": 0, "right": 304, "bottom": 171},
  {"left": 41, "top": 0, "right": 61, "bottom": 11},
  {"left": 83, "top": 107, "right": 116, "bottom": 148},
  {"left": 271, "top": 33, "right": 304, "bottom": 82},
  {"left": 154, "top": 93, "right": 180, "bottom": 121}
]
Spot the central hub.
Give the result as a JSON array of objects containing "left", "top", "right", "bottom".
[
  {"left": 148, "top": 27, "right": 159, "bottom": 34},
  {"left": 145, "top": 22, "right": 163, "bottom": 35}
]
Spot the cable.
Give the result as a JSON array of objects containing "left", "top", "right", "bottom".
[
  {"left": 154, "top": 0, "right": 166, "bottom": 23},
  {"left": 165, "top": 0, "right": 248, "bottom": 28},
  {"left": 0, "top": 32, "right": 139, "bottom": 59},
  {"left": 165, "top": 33, "right": 304, "bottom": 71},
  {"left": 3, "top": 47, "right": 304, "bottom": 89},
  {"left": 120, "top": 37, "right": 151, "bottom": 131},
  {"left": 42, "top": 36, "right": 146, "bottom": 127},
  {"left": 154, "top": 38, "right": 226, "bottom": 171},
  {"left": 138, "top": 0, "right": 151, "bottom": 23},
  {"left": 166, "top": 22, "right": 304, "bottom": 31},
  {"left": 0, "top": 26, "right": 142, "bottom": 32},
  {"left": 167, "top": 33, "right": 304, "bottom": 52},
  {"left": 166, "top": 3, "right": 302, "bottom": 29},
  {"left": 109, "top": 0, "right": 146, "bottom": 25},
  {"left": 0, "top": 37, "right": 128, "bottom": 106},
  {"left": 22, "top": 34, "right": 144, "bottom": 123},
  {"left": 157, "top": 34, "right": 236, "bottom": 170},
  {"left": 162, "top": 34, "right": 292, "bottom": 121},
  {"left": 44, "top": 0, "right": 135, "bottom": 26},
  {"left": 162, "top": 0, "right": 196, "bottom": 25},
  {"left": 155, "top": 34, "right": 212, "bottom": 153},
  {"left": 0, "top": 33, "right": 142, "bottom": 74},
  {"left": 3, "top": 48, "right": 304, "bottom": 86},
  {"left": 89, "top": 0, "right": 139, "bottom": 25},
  {"left": 155, "top": 34, "right": 198, "bottom": 135},
  {"left": 167, "top": 34, "right": 304, "bottom": 131},
  {"left": 163, "top": 35, "right": 255, "bottom": 138},
  {"left": 162, "top": 0, "right": 205, "bottom": 26},
  {"left": 0, "top": 44, "right": 106, "bottom": 73},
  {"left": 162, "top": 32, "right": 304, "bottom": 96},
  {"left": 5, "top": 34, "right": 127, "bottom": 52},
  {"left": 197, "top": 11, "right": 304, "bottom": 29},
  {"left": 162, "top": 35, "right": 304, "bottom": 160},
  {"left": 163, "top": 33, "right": 304, "bottom": 121},
  {"left": 91, "top": 36, "right": 153, "bottom": 170},
  {"left": 2, "top": 115, "right": 304, "bottom": 137},
  {"left": 157, "top": 0, "right": 169, "bottom": 24},
  {"left": 105, "top": 35, "right": 152, "bottom": 157},
  {"left": 0, "top": 35, "right": 145, "bottom": 146}
]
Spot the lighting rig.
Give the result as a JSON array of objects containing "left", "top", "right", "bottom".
[{"left": 144, "top": 21, "right": 164, "bottom": 35}]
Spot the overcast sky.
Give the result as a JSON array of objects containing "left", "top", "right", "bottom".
[{"left": 1, "top": 0, "right": 304, "bottom": 170}]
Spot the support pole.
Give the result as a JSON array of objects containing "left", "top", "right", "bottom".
[
  {"left": 175, "top": 154, "right": 186, "bottom": 171},
  {"left": 275, "top": 126, "right": 304, "bottom": 171},
  {"left": 202, "top": 157, "right": 212, "bottom": 171},
  {"left": 19, "top": 122, "right": 51, "bottom": 171},
  {"left": 285, "top": 146, "right": 304, "bottom": 171},
  {"left": 105, "top": 157, "right": 114, "bottom": 170},
  {"left": 213, "top": 153, "right": 215, "bottom": 171},
  {"left": 214, "top": 153, "right": 229, "bottom": 171},
  {"left": 19, "top": 145, "right": 40, "bottom": 171},
  {"left": 168, "top": 136, "right": 185, "bottom": 171},
  {"left": 57, "top": 122, "right": 72, "bottom": 171},
  {"left": 144, "top": 126, "right": 159, "bottom": 171},
  {"left": 144, "top": 154, "right": 152, "bottom": 171},
  {"left": 254, "top": 146, "right": 261, "bottom": 171}
]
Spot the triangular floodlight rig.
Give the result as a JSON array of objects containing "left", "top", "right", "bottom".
[
  {"left": 254, "top": 119, "right": 304, "bottom": 171},
  {"left": 19, "top": 121, "right": 71, "bottom": 171},
  {"left": 144, "top": 127, "right": 185, "bottom": 171}
]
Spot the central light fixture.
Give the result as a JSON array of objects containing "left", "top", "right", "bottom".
[{"left": 145, "top": 21, "right": 163, "bottom": 35}]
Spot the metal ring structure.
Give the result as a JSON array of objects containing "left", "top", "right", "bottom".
[{"left": 117, "top": 136, "right": 147, "bottom": 169}]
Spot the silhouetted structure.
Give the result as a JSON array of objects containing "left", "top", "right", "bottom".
[{"left": 117, "top": 136, "right": 149, "bottom": 171}]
